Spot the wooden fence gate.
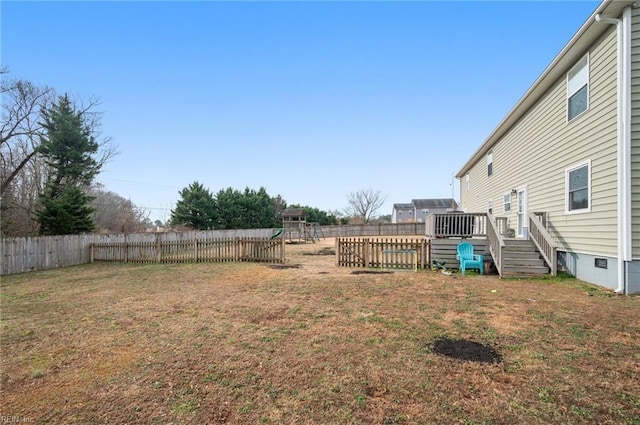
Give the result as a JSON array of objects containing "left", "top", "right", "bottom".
[{"left": 335, "top": 237, "right": 428, "bottom": 270}]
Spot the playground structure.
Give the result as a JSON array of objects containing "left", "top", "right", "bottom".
[{"left": 280, "top": 208, "right": 325, "bottom": 243}]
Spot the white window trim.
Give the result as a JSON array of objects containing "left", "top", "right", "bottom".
[
  {"left": 565, "top": 159, "right": 591, "bottom": 214},
  {"left": 487, "top": 199, "right": 493, "bottom": 215},
  {"left": 503, "top": 192, "right": 511, "bottom": 213},
  {"left": 487, "top": 151, "right": 493, "bottom": 176},
  {"left": 465, "top": 173, "right": 470, "bottom": 191},
  {"left": 567, "top": 53, "right": 589, "bottom": 122}
]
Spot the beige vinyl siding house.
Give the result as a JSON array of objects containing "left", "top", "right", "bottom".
[
  {"left": 632, "top": 7, "right": 640, "bottom": 261},
  {"left": 457, "top": 0, "right": 640, "bottom": 293}
]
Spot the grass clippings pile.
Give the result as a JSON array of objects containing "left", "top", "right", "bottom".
[{"left": 1, "top": 238, "right": 640, "bottom": 424}]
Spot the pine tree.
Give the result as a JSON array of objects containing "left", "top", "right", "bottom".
[
  {"left": 170, "top": 181, "right": 217, "bottom": 230},
  {"left": 36, "top": 186, "right": 95, "bottom": 235},
  {"left": 214, "top": 187, "right": 280, "bottom": 229},
  {"left": 36, "top": 95, "right": 101, "bottom": 235}
]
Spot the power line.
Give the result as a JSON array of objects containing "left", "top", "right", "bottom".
[
  {"left": 96, "top": 177, "right": 182, "bottom": 190},
  {"left": 91, "top": 202, "right": 172, "bottom": 211}
]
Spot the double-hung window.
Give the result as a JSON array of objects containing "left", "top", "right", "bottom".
[
  {"left": 503, "top": 193, "right": 511, "bottom": 212},
  {"left": 567, "top": 54, "right": 589, "bottom": 121},
  {"left": 566, "top": 160, "right": 590, "bottom": 213},
  {"left": 487, "top": 200, "right": 493, "bottom": 215}
]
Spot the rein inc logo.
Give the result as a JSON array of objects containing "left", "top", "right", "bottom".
[{"left": 1, "top": 416, "right": 34, "bottom": 424}]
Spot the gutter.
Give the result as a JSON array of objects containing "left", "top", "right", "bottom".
[
  {"left": 456, "top": 0, "right": 634, "bottom": 179},
  {"left": 595, "top": 7, "right": 632, "bottom": 294}
]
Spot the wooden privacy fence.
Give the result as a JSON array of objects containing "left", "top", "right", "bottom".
[
  {"left": 335, "top": 237, "right": 429, "bottom": 270},
  {"left": 0, "top": 234, "right": 93, "bottom": 275},
  {"left": 2, "top": 224, "right": 425, "bottom": 276},
  {"left": 91, "top": 237, "right": 284, "bottom": 264}
]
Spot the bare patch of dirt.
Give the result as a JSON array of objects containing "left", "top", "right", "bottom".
[
  {"left": 430, "top": 337, "right": 503, "bottom": 364},
  {"left": 267, "top": 264, "right": 302, "bottom": 269},
  {"left": 302, "top": 247, "right": 335, "bottom": 256}
]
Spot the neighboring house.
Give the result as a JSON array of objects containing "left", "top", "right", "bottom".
[
  {"left": 455, "top": 0, "right": 639, "bottom": 294},
  {"left": 392, "top": 199, "right": 458, "bottom": 223},
  {"left": 392, "top": 203, "right": 415, "bottom": 223}
]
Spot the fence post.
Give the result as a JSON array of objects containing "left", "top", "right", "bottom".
[
  {"left": 156, "top": 234, "right": 162, "bottom": 263},
  {"left": 364, "top": 238, "right": 370, "bottom": 268},
  {"left": 124, "top": 234, "right": 129, "bottom": 263},
  {"left": 281, "top": 235, "right": 285, "bottom": 263},
  {"left": 90, "top": 243, "right": 94, "bottom": 263},
  {"left": 194, "top": 239, "right": 199, "bottom": 262}
]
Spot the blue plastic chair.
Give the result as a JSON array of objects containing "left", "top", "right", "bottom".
[{"left": 456, "top": 242, "right": 484, "bottom": 275}]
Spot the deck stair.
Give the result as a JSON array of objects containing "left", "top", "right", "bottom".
[{"left": 500, "top": 238, "right": 550, "bottom": 276}]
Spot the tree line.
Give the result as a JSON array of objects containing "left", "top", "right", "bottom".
[
  {"left": 2, "top": 70, "right": 389, "bottom": 236},
  {"left": 169, "top": 181, "right": 346, "bottom": 230}
]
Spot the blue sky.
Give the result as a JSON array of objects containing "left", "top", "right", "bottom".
[{"left": 2, "top": 0, "right": 599, "bottom": 222}]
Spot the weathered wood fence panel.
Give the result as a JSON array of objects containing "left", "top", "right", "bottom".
[
  {"left": 2, "top": 224, "right": 422, "bottom": 276},
  {"left": 1, "top": 229, "right": 281, "bottom": 275},
  {"left": 335, "top": 237, "right": 428, "bottom": 269},
  {"left": 0, "top": 234, "right": 92, "bottom": 275},
  {"left": 91, "top": 237, "right": 284, "bottom": 264},
  {"left": 321, "top": 223, "right": 424, "bottom": 238}
]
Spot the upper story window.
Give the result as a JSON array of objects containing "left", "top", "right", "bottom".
[
  {"left": 487, "top": 151, "right": 493, "bottom": 177},
  {"left": 566, "top": 160, "right": 590, "bottom": 213},
  {"left": 465, "top": 173, "right": 470, "bottom": 191},
  {"left": 567, "top": 54, "right": 589, "bottom": 121},
  {"left": 503, "top": 193, "right": 511, "bottom": 212}
]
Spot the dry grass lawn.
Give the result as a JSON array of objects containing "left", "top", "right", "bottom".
[{"left": 1, "top": 238, "right": 639, "bottom": 424}]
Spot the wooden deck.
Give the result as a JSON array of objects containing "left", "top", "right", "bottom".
[
  {"left": 429, "top": 238, "right": 491, "bottom": 272},
  {"left": 425, "top": 212, "right": 555, "bottom": 277}
]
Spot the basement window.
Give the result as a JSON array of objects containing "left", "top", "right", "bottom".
[{"left": 594, "top": 258, "right": 607, "bottom": 269}]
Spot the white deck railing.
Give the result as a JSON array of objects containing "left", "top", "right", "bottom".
[{"left": 425, "top": 212, "right": 488, "bottom": 238}]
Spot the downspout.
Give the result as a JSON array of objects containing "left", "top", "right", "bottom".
[{"left": 595, "top": 8, "right": 632, "bottom": 294}]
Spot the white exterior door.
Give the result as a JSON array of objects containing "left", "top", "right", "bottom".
[{"left": 517, "top": 187, "right": 528, "bottom": 238}]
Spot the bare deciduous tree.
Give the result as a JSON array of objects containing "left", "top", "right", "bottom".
[
  {"left": 90, "top": 184, "right": 149, "bottom": 234},
  {"left": 345, "top": 188, "right": 387, "bottom": 223},
  {"left": 1, "top": 72, "right": 54, "bottom": 196},
  {"left": 0, "top": 70, "right": 118, "bottom": 236}
]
